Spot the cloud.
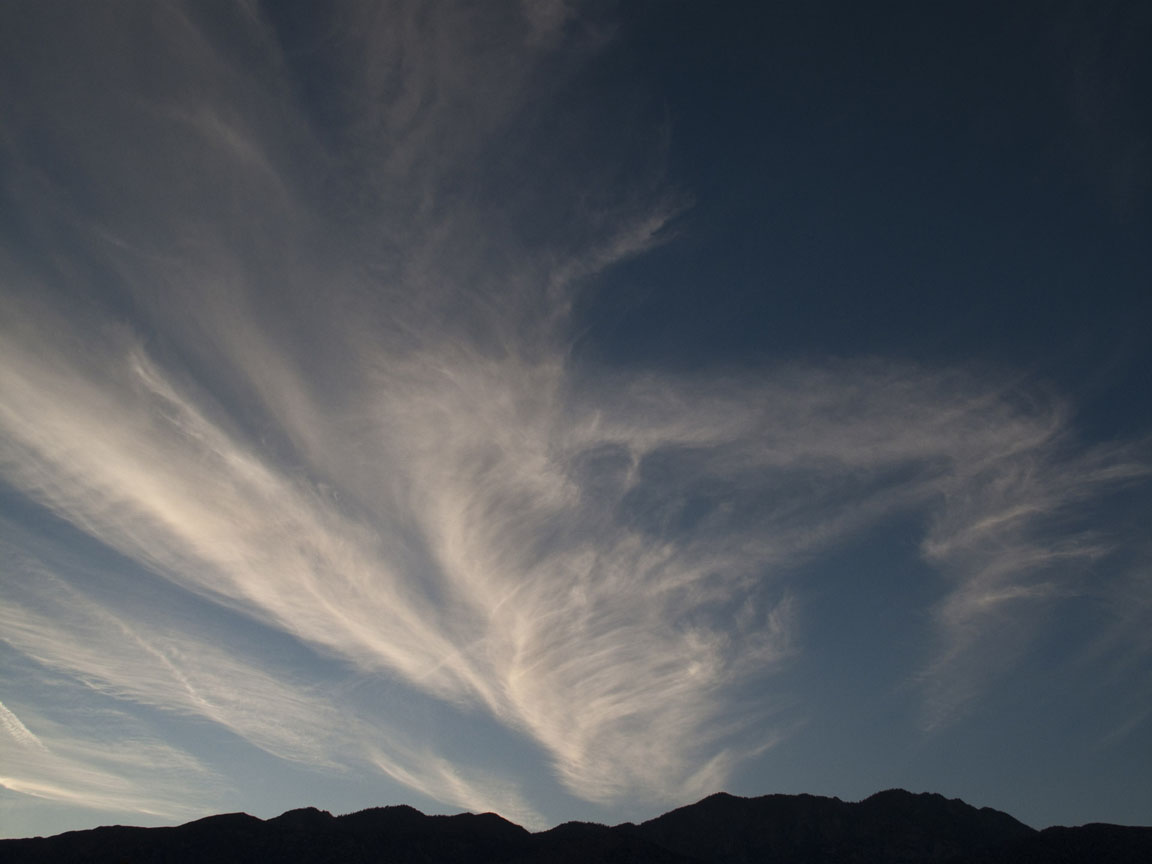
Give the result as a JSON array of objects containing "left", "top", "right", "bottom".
[
  {"left": 4, "top": 299, "right": 1144, "bottom": 805},
  {"left": 0, "top": 697, "right": 222, "bottom": 820},
  {"left": 917, "top": 434, "right": 1151, "bottom": 726},
  {"left": 0, "top": 561, "right": 345, "bottom": 767},
  {"left": 0, "top": 541, "right": 546, "bottom": 826},
  {"left": 0, "top": 0, "right": 1149, "bottom": 825},
  {"left": 369, "top": 749, "right": 543, "bottom": 829},
  {"left": 0, "top": 700, "right": 47, "bottom": 752}
]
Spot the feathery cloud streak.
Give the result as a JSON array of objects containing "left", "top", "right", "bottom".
[{"left": 0, "top": 693, "right": 223, "bottom": 820}]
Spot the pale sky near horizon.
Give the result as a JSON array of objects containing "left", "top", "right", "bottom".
[{"left": 2, "top": 0, "right": 1151, "bottom": 840}]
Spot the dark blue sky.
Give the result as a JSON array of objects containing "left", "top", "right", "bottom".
[{"left": 587, "top": 2, "right": 1151, "bottom": 424}]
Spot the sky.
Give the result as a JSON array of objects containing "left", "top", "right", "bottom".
[{"left": 1, "top": 0, "right": 1150, "bottom": 840}]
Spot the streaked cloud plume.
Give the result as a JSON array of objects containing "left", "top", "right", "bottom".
[{"left": 0, "top": 696, "right": 222, "bottom": 820}]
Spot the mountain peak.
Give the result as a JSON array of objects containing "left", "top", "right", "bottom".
[
  {"left": 181, "top": 812, "right": 261, "bottom": 829},
  {"left": 268, "top": 807, "right": 334, "bottom": 827}
]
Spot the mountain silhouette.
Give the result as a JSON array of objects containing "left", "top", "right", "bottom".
[{"left": 2, "top": 789, "right": 1149, "bottom": 863}]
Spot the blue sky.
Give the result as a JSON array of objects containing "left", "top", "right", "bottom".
[{"left": 1, "top": 0, "right": 1150, "bottom": 839}]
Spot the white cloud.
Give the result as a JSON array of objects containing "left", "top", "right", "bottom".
[
  {"left": 0, "top": 700, "right": 47, "bottom": 752},
  {"left": 0, "top": 698, "right": 222, "bottom": 820},
  {"left": 370, "top": 749, "right": 543, "bottom": 829},
  {"left": 0, "top": 545, "right": 543, "bottom": 825},
  {"left": 4, "top": 297, "right": 1144, "bottom": 803},
  {"left": 0, "top": 564, "right": 344, "bottom": 767}
]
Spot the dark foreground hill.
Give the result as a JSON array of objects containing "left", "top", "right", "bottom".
[{"left": 2, "top": 789, "right": 1150, "bottom": 864}]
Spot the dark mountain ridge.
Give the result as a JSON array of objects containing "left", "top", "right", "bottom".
[{"left": 2, "top": 789, "right": 1149, "bottom": 863}]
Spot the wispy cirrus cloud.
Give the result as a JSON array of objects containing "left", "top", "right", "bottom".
[
  {"left": 0, "top": 696, "right": 223, "bottom": 820},
  {"left": 3, "top": 297, "right": 1144, "bottom": 807},
  {"left": 0, "top": 0, "right": 1148, "bottom": 831},
  {"left": 0, "top": 542, "right": 545, "bottom": 826},
  {"left": 0, "top": 562, "right": 345, "bottom": 768}
]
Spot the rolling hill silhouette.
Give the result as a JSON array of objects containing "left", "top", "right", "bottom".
[{"left": 2, "top": 789, "right": 1149, "bottom": 863}]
